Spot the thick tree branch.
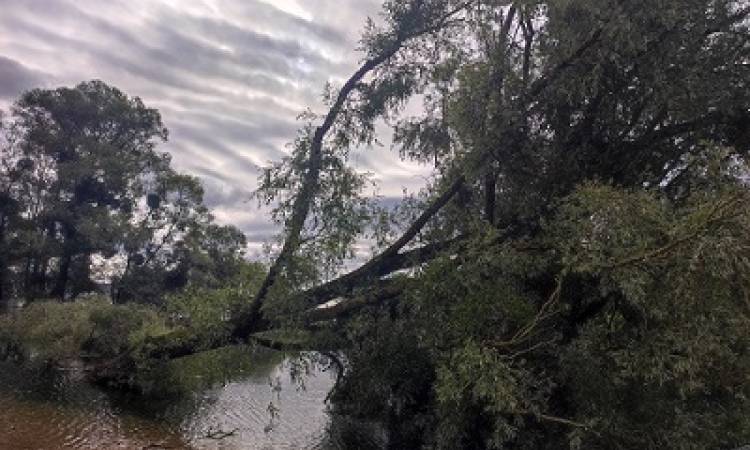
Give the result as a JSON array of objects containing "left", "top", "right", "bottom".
[
  {"left": 521, "top": 6, "right": 535, "bottom": 88},
  {"left": 298, "top": 176, "right": 465, "bottom": 309},
  {"left": 304, "top": 279, "right": 405, "bottom": 323},
  {"left": 240, "top": 2, "right": 474, "bottom": 336}
]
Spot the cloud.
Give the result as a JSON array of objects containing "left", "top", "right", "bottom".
[
  {"left": 0, "top": 0, "right": 430, "bottom": 251},
  {"left": 0, "top": 55, "right": 50, "bottom": 99}
]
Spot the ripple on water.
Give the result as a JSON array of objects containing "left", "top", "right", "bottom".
[
  {"left": 180, "top": 362, "right": 336, "bottom": 449},
  {"left": 0, "top": 348, "right": 380, "bottom": 450}
]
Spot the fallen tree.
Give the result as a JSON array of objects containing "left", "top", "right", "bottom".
[
  {"left": 5, "top": 1, "right": 750, "bottom": 448},
  {"left": 234, "top": 1, "right": 750, "bottom": 449}
]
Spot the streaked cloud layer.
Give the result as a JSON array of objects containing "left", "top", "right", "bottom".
[{"left": 0, "top": 0, "right": 429, "bottom": 254}]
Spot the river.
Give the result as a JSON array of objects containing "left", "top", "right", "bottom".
[{"left": 0, "top": 346, "right": 385, "bottom": 449}]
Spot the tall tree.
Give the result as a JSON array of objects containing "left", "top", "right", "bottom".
[
  {"left": 114, "top": 172, "right": 248, "bottom": 303},
  {"left": 0, "top": 111, "right": 54, "bottom": 304},
  {"left": 3, "top": 80, "right": 249, "bottom": 304},
  {"left": 0, "top": 113, "right": 15, "bottom": 305},
  {"left": 10, "top": 80, "right": 168, "bottom": 299}
]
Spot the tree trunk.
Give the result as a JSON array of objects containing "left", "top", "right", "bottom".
[
  {"left": 484, "top": 170, "right": 497, "bottom": 226},
  {"left": 27, "top": 256, "right": 48, "bottom": 302},
  {"left": 51, "top": 251, "right": 72, "bottom": 300},
  {"left": 0, "top": 216, "right": 6, "bottom": 306},
  {"left": 0, "top": 259, "right": 6, "bottom": 311}
]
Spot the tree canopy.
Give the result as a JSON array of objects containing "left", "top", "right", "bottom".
[{"left": 0, "top": 80, "right": 248, "bottom": 304}]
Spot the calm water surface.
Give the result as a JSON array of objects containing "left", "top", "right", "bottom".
[{"left": 0, "top": 346, "right": 383, "bottom": 449}]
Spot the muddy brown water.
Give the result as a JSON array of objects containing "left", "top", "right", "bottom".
[{"left": 0, "top": 346, "right": 384, "bottom": 450}]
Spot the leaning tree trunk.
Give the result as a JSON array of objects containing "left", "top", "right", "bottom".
[{"left": 233, "top": 1, "right": 473, "bottom": 339}]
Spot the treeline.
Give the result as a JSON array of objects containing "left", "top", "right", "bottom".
[{"left": 0, "top": 81, "right": 250, "bottom": 305}]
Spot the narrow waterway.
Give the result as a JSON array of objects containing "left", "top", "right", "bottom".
[{"left": 0, "top": 346, "right": 385, "bottom": 449}]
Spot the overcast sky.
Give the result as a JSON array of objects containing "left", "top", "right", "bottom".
[{"left": 0, "top": 0, "right": 431, "bottom": 255}]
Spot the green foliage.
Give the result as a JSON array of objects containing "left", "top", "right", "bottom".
[
  {"left": 137, "top": 344, "right": 285, "bottom": 397},
  {"left": 165, "top": 287, "right": 243, "bottom": 346},
  {"left": 250, "top": 0, "right": 750, "bottom": 448},
  {"left": 1, "top": 80, "right": 249, "bottom": 304},
  {"left": 85, "top": 302, "right": 171, "bottom": 359},
  {"left": 408, "top": 230, "right": 549, "bottom": 349},
  {"left": 0, "top": 297, "right": 170, "bottom": 364},
  {"left": 256, "top": 134, "right": 376, "bottom": 282},
  {"left": 164, "top": 260, "right": 265, "bottom": 346},
  {"left": 7, "top": 81, "right": 169, "bottom": 300},
  {"left": 330, "top": 315, "right": 438, "bottom": 449},
  {"left": 397, "top": 179, "right": 750, "bottom": 449},
  {"left": 434, "top": 340, "right": 557, "bottom": 450},
  {"left": 548, "top": 182, "right": 750, "bottom": 449},
  {"left": 0, "top": 300, "right": 98, "bottom": 362}
]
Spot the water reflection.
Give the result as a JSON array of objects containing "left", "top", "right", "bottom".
[{"left": 0, "top": 346, "right": 382, "bottom": 449}]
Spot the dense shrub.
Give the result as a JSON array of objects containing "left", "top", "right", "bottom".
[{"left": 0, "top": 297, "right": 171, "bottom": 364}]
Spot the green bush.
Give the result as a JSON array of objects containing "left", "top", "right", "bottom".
[
  {"left": 165, "top": 286, "right": 246, "bottom": 347},
  {"left": 0, "top": 299, "right": 100, "bottom": 362},
  {"left": 163, "top": 260, "right": 265, "bottom": 348},
  {"left": 84, "top": 301, "right": 171, "bottom": 359},
  {"left": 0, "top": 297, "right": 171, "bottom": 364}
]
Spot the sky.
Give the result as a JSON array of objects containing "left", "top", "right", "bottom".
[{"left": 0, "top": 0, "right": 431, "bottom": 256}]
